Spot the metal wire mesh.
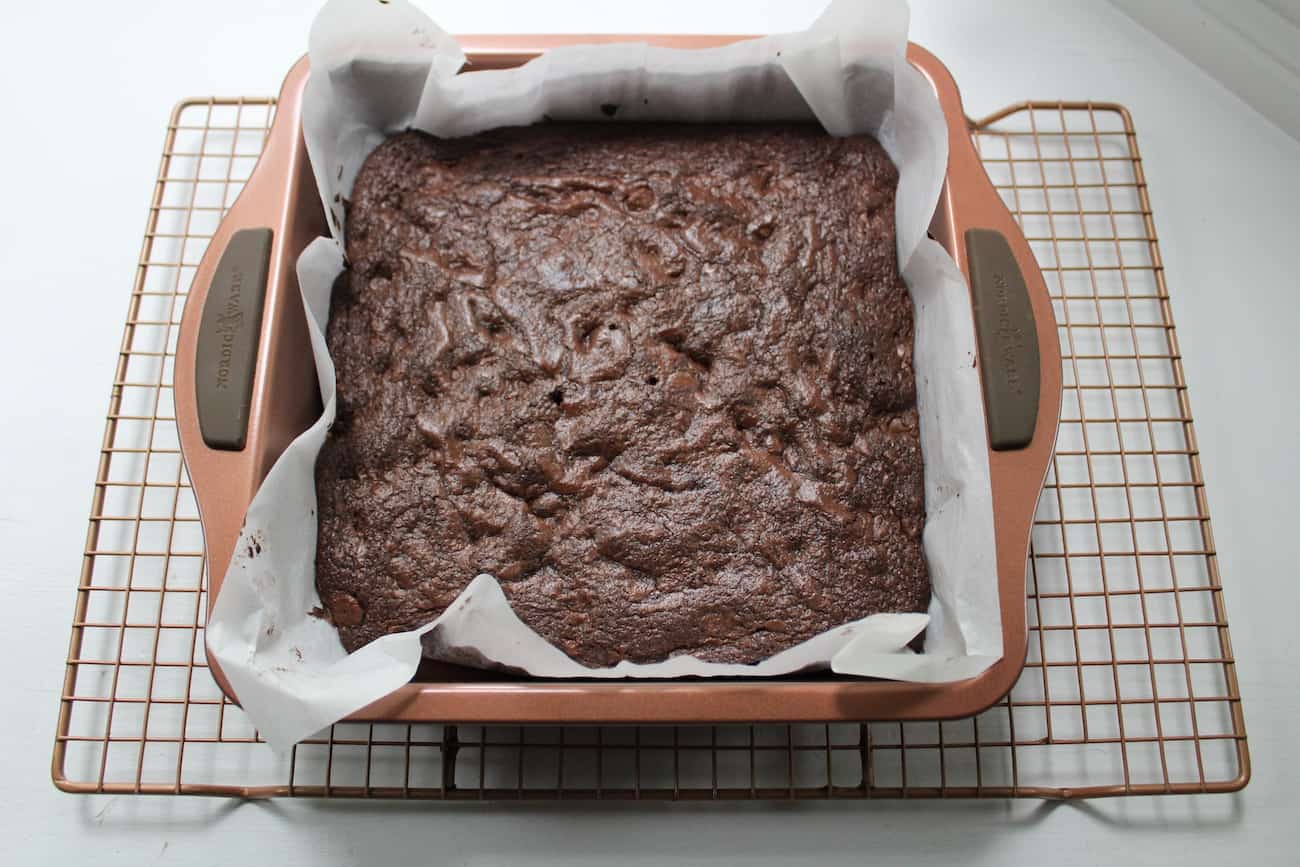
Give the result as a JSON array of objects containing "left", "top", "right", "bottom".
[{"left": 51, "top": 98, "right": 1248, "bottom": 800}]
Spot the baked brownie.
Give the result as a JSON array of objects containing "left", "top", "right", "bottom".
[{"left": 315, "top": 124, "right": 928, "bottom": 666}]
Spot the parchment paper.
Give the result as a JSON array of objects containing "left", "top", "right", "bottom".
[{"left": 205, "top": 0, "right": 1000, "bottom": 751}]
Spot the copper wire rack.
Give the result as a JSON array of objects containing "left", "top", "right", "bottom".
[{"left": 51, "top": 97, "right": 1249, "bottom": 800}]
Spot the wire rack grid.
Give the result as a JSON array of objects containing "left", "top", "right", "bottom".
[{"left": 50, "top": 97, "right": 1248, "bottom": 800}]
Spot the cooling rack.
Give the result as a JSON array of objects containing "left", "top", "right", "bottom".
[{"left": 51, "top": 97, "right": 1248, "bottom": 800}]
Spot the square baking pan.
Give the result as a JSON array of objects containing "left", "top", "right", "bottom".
[{"left": 174, "top": 36, "right": 1062, "bottom": 724}]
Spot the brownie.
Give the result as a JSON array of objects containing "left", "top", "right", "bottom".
[{"left": 314, "top": 124, "right": 928, "bottom": 666}]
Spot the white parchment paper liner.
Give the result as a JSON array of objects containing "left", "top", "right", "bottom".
[{"left": 205, "top": 0, "right": 999, "bottom": 750}]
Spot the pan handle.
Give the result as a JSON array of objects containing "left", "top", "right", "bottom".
[
  {"left": 174, "top": 57, "right": 321, "bottom": 614},
  {"left": 172, "top": 57, "right": 323, "bottom": 708},
  {"left": 964, "top": 227, "right": 1041, "bottom": 451},
  {"left": 192, "top": 227, "right": 275, "bottom": 451}
]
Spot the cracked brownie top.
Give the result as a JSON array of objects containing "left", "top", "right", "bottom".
[{"left": 314, "top": 124, "right": 928, "bottom": 666}]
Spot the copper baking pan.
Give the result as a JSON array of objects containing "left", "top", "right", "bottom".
[{"left": 174, "top": 37, "right": 1062, "bottom": 724}]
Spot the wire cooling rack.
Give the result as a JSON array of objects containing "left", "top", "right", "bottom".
[{"left": 51, "top": 97, "right": 1248, "bottom": 800}]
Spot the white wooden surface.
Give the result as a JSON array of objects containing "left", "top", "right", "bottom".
[{"left": 1, "top": 1, "right": 1296, "bottom": 863}]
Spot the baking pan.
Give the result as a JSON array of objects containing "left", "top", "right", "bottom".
[{"left": 174, "top": 37, "right": 1062, "bottom": 724}]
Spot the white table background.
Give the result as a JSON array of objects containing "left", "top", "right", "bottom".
[{"left": 2, "top": 1, "right": 1296, "bottom": 863}]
